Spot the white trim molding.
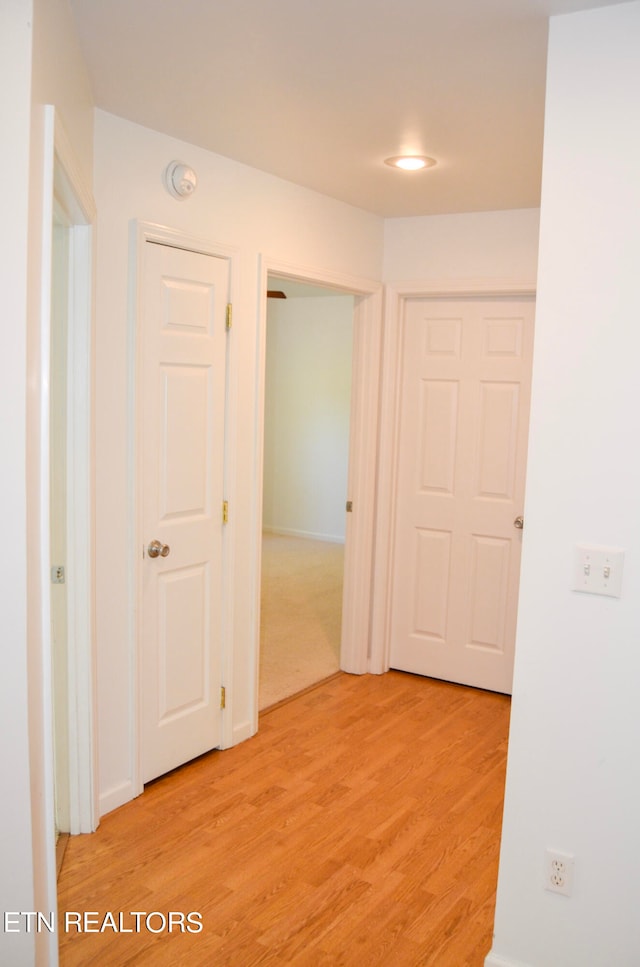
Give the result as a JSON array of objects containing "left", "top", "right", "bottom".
[
  {"left": 342, "top": 284, "right": 384, "bottom": 675},
  {"left": 485, "top": 953, "right": 535, "bottom": 967},
  {"left": 263, "top": 526, "right": 345, "bottom": 545},
  {"left": 369, "top": 278, "right": 537, "bottom": 674},
  {"left": 53, "top": 116, "right": 98, "bottom": 837},
  {"left": 37, "top": 107, "right": 98, "bottom": 836},
  {"left": 29, "top": 103, "right": 97, "bottom": 967}
]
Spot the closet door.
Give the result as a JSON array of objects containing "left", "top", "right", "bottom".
[
  {"left": 389, "top": 297, "right": 534, "bottom": 694},
  {"left": 140, "top": 242, "right": 229, "bottom": 782}
]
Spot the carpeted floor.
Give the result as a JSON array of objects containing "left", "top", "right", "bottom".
[{"left": 259, "top": 533, "right": 343, "bottom": 709}]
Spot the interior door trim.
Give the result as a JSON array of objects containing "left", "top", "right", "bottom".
[
  {"left": 40, "top": 108, "right": 98, "bottom": 839},
  {"left": 30, "top": 105, "right": 97, "bottom": 962}
]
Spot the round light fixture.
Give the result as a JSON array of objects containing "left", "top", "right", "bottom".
[{"left": 384, "top": 155, "right": 437, "bottom": 171}]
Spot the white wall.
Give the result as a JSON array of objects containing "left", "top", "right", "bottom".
[
  {"left": 0, "top": 4, "right": 36, "bottom": 965},
  {"left": 28, "top": 1, "right": 94, "bottom": 961},
  {"left": 31, "top": 0, "right": 94, "bottom": 177},
  {"left": 263, "top": 295, "right": 354, "bottom": 542},
  {"left": 1, "top": 0, "right": 94, "bottom": 964},
  {"left": 93, "top": 110, "right": 383, "bottom": 813},
  {"left": 383, "top": 208, "right": 540, "bottom": 284},
  {"left": 488, "top": 4, "right": 640, "bottom": 966}
]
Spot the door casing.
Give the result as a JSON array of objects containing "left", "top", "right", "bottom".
[
  {"left": 30, "top": 104, "right": 96, "bottom": 967},
  {"left": 39, "top": 109, "right": 98, "bottom": 840}
]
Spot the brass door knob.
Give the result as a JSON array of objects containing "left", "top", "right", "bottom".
[{"left": 148, "top": 539, "right": 170, "bottom": 558}]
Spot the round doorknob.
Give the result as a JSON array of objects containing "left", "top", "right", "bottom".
[
  {"left": 148, "top": 539, "right": 170, "bottom": 558},
  {"left": 513, "top": 516, "right": 524, "bottom": 530}
]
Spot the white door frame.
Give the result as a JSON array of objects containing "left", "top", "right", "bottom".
[
  {"left": 254, "top": 256, "right": 383, "bottom": 708},
  {"left": 31, "top": 104, "right": 97, "bottom": 966},
  {"left": 37, "top": 107, "right": 98, "bottom": 842},
  {"left": 370, "top": 279, "right": 537, "bottom": 675},
  {"left": 129, "top": 223, "right": 240, "bottom": 795}
]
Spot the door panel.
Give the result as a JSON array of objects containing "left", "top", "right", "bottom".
[
  {"left": 141, "top": 242, "right": 229, "bottom": 783},
  {"left": 160, "top": 364, "right": 211, "bottom": 517},
  {"left": 389, "top": 298, "right": 534, "bottom": 694},
  {"left": 158, "top": 564, "right": 209, "bottom": 713}
]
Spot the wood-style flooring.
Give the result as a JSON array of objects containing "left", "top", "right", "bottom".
[{"left": 57, "top": 671, "right": 510, "bottom": 966}]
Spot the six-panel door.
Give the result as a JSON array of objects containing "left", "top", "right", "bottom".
[
  {"left": 389, "top": 298, "right": 535, "bottom": 694},
  {"left": 141, "top": 242, "right": 229, "bottom": 783}
]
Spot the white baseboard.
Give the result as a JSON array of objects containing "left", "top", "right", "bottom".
[
  {"left": 231, "top": 720, "right": 256, "bottom": 748},
  {"left": 485, "top": 951, "right": 532, "bottom": 967},
  {"left": 98, "top": 722, "right": 256, "bottom": 817},
  {"left": 263, "top": 525, "right": 345, "bottom": 544},
  {"left": 99, "top": 779, "right": 140, "bottom": 817}
]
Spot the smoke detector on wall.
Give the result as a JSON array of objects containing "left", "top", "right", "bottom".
[{"left": 164, "top": 160, "right": 198, "bottom": 199}]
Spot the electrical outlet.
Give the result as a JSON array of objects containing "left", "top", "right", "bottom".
[{"left": 545, "top": 849, "right": 574, "bottom": 896}]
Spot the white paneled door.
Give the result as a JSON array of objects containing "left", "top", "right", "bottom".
[
  {"left": 141, "top": 241, "right": 229, "bottom": 783},
  {"left": 389, "top": 298, "right": 535, "bottom": 694}
]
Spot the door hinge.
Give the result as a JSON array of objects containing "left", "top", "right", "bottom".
[
  {"left": 346, "top": 500, "right": 353, "bottom": 513},
  {"left": 220, "top": 686, "right": 226, "bottom": 709},
  {"left": 222, "top": 499, "right": 229, "bottom": 524},
  {"left": 51, "top": 565, "right": 66, "bottom": 584},
  {"left": 225, "top": 303, "right": 233, "bottom": 330}
]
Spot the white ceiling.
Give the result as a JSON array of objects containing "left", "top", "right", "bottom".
[{"left": 69, "top": 0, "right": 626, "bottom": 218}]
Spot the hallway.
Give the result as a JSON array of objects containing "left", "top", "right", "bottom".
[{"left": 58, "top": 671, "right": 510, "bottom": 966}]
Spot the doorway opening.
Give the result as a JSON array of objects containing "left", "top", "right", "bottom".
[
  {"left": 260, "top": 277, "right": 354, "bottom": 709},
  {"left": 46, "top": 111, "right": 97, "bottom": 849}
]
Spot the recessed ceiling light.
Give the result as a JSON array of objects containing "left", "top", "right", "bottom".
[{"left": 384, "top": 155, "right": 437, "bottom": 171}]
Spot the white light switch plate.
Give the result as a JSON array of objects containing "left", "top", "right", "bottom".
[{"left": 574, "top": 545, "right": 624, "bottom": 597}]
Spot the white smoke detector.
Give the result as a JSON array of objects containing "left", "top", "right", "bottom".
[{"left": 164, "top": 161, "right": 198, "bottom": 199}]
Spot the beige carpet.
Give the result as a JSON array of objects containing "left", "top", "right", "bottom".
[{"left": 259, "top": 533, "right": 343, "bottom": 710}]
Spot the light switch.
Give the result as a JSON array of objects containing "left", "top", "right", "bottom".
[{"left": 574, "top": 545, "right": 624, "bottom": 597}]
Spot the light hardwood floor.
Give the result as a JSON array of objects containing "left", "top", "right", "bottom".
[{"left": 58, "top": 671, "right": 510, "bottom": 966}]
